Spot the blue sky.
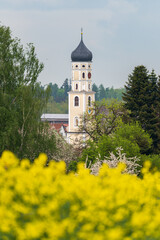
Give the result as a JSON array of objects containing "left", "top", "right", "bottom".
[{"left": 0, "top": 0, "right": 160, "bottom": 88}]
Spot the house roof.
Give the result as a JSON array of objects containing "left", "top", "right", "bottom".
[
  {"left": 41, "top": 114, "right": 69, "bottom": 121},
  {"left": 50, "top": 123, "right": 62, "bottom": 132},
  {"left": 50, "top": 123, "right": 68, "bottom": 134}
]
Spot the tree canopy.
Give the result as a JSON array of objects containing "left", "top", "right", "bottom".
[
  {"left": 0, "top": 25, "right": 56, "bottom": 160},
  {"left": 123, "top": 65, "right": 160, "bottom": 153}
]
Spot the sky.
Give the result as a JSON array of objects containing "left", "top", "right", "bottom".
[{"left": 0, "top": 0, "right": 160, "bottom": 88}]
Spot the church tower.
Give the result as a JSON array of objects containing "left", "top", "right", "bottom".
[{"left": 67, "top": 30, "right": 95, "bottom": 144}]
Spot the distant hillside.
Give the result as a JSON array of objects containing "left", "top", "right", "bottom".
[{"left": 42, "top": 80, "right": 125, "bottom": 113}]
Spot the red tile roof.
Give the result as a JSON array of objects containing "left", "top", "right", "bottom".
[{"left": 50, "top": 123, "right": 68, "bottom": 133}]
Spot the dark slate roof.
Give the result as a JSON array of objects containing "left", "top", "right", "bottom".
[{"left": 71, "top": 39, "right": 93, "bottom": 62}]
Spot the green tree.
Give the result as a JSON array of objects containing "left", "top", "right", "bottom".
[
  {"left": 0, "top": 26, "right": 43, "bottom": 94},
  {"left": 123, "top": 66, "right": 160, "bottom": 153},
  {"left": 0, "top": 24, "right": 56, "bottom": 160},
  {"left": 79, "top": 99, "right": 129, "bottom": 143},
  {"left": 80, "top": 122, "right": 152, "bottom": 164},
  {"left": 92, "top": 83, "right": 99, "bottom": 101},
  {"left": 61, "top": 78, "right": 71, "bottom": 97},
  {"left": 49, "top": 83, "right": 59, "bottom": 101},
  {"left": 123, "top": 65, "right": 150, "bottom": 122},
  {"left": 99, "top": 84, "right": 106, "bottom": 100}
]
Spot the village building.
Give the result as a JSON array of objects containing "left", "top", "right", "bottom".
[
  {"left": 41, "top": 31, "right": 95, "bottom": 144},
  {"left": 67, "top": 30, "right": 95, "bottom": 144}
]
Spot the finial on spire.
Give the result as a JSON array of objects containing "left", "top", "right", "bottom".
[{"left": 81, "top": 28, "right": 83, "bottom": 41}]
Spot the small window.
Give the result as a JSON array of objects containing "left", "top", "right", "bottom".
[
  {"left": 76, "top": 84, "right": 78, "bottom": 90},
  {"left": 82, "top": 72, "right": 85, "bottom": 79},
  {"left": 75, "top": 65, "right": 78, "bottom": 68},
  {"left": 88, "top": 96, "right": 91, "bottom": 106},
  {"left": 88, "top": 84, "right": 90, "bottom": 90},
  {"left": 88, "top": 65, "right": 91, "bottom": 68},
  {"left": 82, "top": 65, "right": 85, "bottom": 67},
  {"left": 74, "top": 117, "right": 79, "bottom": 127},
  {"left": 74, "top": 96, "right": 79, "bottom": 106}
]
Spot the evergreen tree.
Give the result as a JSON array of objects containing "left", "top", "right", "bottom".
[
  {"left": 92, "top": 83, "right": 99, "bottom": 101},
  {"left": 123, "top": 65, "right": 150, "bottom": 122},
  {"left": 146, "top": 70, "right": 160, "bottom": 152},
  {"left": 99, "top": 84, "right": 106, "bottom": 100},
  {"left": 123, "top": 66, "right": 160, "bottom": 153},
  {"left": 155, "top": 76, "right": 160, "bottom": 150},
  {"left": 61, "top": 78, "right": 71, "bottom": 97},
  {"left": 105, "top": 87, "right": 109, "bottom": 98}
]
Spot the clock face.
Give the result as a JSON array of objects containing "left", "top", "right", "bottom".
[{"left": 88, "top": 72, "right": 91, "bottom": 79}]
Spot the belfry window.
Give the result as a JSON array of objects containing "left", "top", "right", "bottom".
[
  {"left": 88, "top": 96, "right": 91, "bottom": 106},
  {"left": 74, "top": 117, "right": 79, "bottom": 127},
  {"left": 76, "top": 84, "right": 78, "bottom": 90},
  {"left": 82, "top": 72, "right": 85, "bottom": 79},
  {"left": 74, "top": 96, "right": 79, "bottom": 106}
]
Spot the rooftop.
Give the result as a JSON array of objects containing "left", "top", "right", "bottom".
[{"left": 71, "top": 31, "right": 92, "bottom": 62}]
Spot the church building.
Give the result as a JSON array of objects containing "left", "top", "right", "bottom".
[
  {"left": 41, "top": 30, "right": 95, "bottom": 145},
  {"left": 67, "top": 30, "right": 95, "bottom": 144}
]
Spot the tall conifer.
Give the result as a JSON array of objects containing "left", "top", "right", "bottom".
[
  {"left": 123, "top": 66, "right": 160, "bottom": 153},
  {"left": 123, "top": 65, "right": 150, "bottom": 122}
]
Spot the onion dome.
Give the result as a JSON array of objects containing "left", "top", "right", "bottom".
[{"left": 71, "top": 30, "right": 93, "bottom": 62}]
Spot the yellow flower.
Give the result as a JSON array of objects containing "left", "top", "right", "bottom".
[{"left": 1, "top": 151, "right": 160, "bottom": 240}]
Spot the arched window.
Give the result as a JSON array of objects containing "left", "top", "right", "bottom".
[
  {"left": 74, "top": 96, "right": 79, "bottom": 106},
  {"left": 74, "top": 117, "right": 79, "bottom": 127},
  {"left": 88, "top": 96, "right": 91, "bottom": 106},
  {"left": 88, "top": 84, "right": 90, "bottom": 90},
  {"left": 76, "top": 84, "right": 78, "bottom": 90},
  {"left": 82, "top": 72, "right": 85, "bottom": 79}
]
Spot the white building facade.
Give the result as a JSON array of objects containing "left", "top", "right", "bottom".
[{"left": 67, "top": 31, "right": 95, "bottom": 144}]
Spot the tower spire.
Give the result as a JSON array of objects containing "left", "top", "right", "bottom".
[{"left": 81, "top": 28, "right": 83, "bottom": 41}]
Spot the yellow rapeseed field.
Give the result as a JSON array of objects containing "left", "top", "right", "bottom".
[{"left": 0, "top": 151, "right": 160, "bottom": 240}]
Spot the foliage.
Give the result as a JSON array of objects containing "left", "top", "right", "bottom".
[
  {"left": 79, "top": 99, "right": 129, "bottom": 142},
  {"left": 46, "top": 79, "right": 71, "bottom": 103},
  {"left": 52, "top": 129, "right": 80, "bottom": 167},
  {"left": 114, "top": 122, "right": 152, "bottom": 154},
  {"left": 44, "top": 96, "right": 68, "bottom": 113},
  {"left": 23, "top": 122, "right": 57, "bottom": 161},
  {"left": 0, "top": 24, "right": 57, "bottom": 160},
  {"left": 80, "top": 122, "right": 152, "bottom": 164},
  {"left": 1, "top": 151, "right": 160, "bottom": 239},
  {"left": 92, "top": 83, "right": 125, "bottom": 101},
  {"left": 123, "top": 66, "right": 160, "bottom": 153},
  {"left": 0, "top": 25, "right": 43, "bottom": 94},
  {"left": 89, "top": 147, "right": 141, "bottom": 176},
  {"left": 43, "top": 83, "right": 125, "bottom": 114},
  {"left": 140, "top": 154, "right": 160, "bottom": 173}
]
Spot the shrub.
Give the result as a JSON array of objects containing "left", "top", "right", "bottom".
[{"left": 90, "top": 147, "right": 141, "bottom": 176}]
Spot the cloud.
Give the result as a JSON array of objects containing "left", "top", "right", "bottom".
[
  {"left": 108, "top": 0, "right": 137, "bottom": 14},
  {"left": 0, "top": 0, "right": 137, "bottom": 11},
  {"left": 0, "top": 0, "right": 159, "bottom": 89},
  {"left": 0, "top": 0, "right": 71, "bottom": 10},
  {"left": 0, "top": 1, "right": 138, "bottom": 88}
]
